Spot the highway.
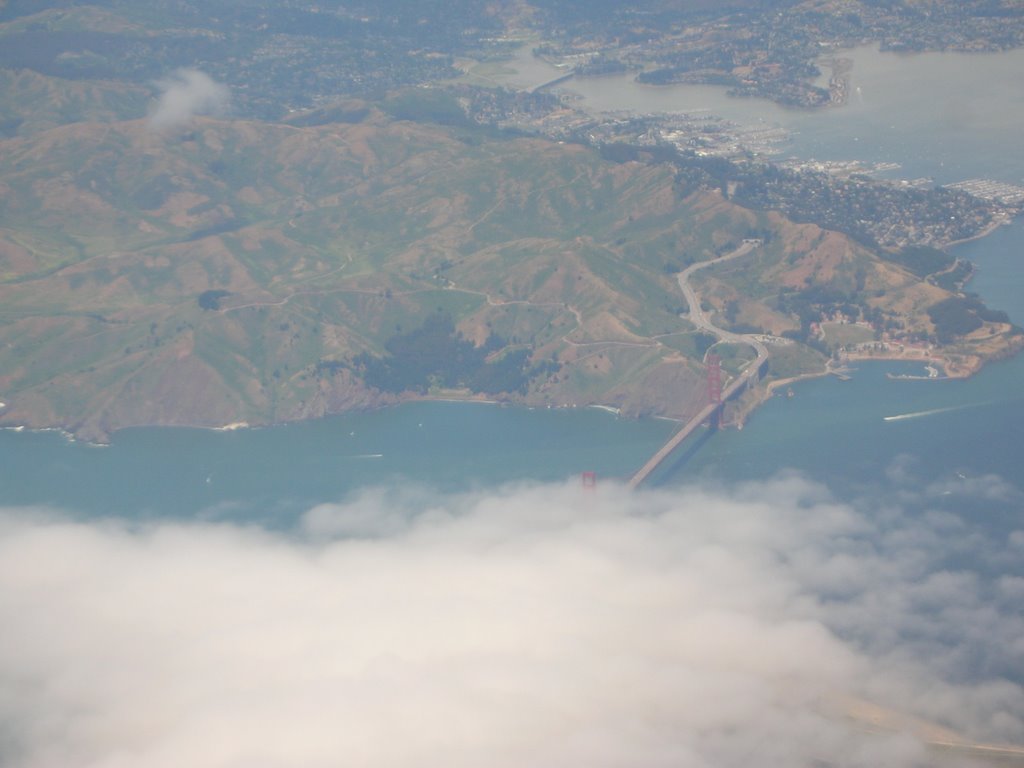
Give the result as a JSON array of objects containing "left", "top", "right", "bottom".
[
  {"left": 675, "top": 240, "right": 768, "bottom": 364},
  {"left": 628, "top": 242, "right": 767, "bottom": 489}
]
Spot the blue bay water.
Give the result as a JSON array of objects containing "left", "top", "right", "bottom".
[
  {"left": 672, "top": 355, "right": 1024, "bottom": 493},
  {"left": 0, "top": 404, "right": 674, "bottom": 522}
]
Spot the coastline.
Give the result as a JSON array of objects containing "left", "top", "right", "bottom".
[
  {"left": 838, "top": 330, "right": 1024, "bottom": 379},
  {"left": 718, "top": 324, "right": 1024, "bottom": 430},
  {"left": 724, "top": 367, "right": 832, "bottom": 427},
  {"left": 0, "top": 333, "right": 1019, "bottom": 455},
  {"left": 3, "top": 228, "right": 1022, "bottom": 447},
  {"left": 763, "top": 368, "right": 833, "bottom": 396},
  {"left": 3, "top": 336, "right": 1019, "bottom": 445},
  {"left": 0, "top": 390, "right": 610, "bottom": 445},
  {"left": 840, "top": 350, "right": 970, "bottom": 376},
  {"left": 945, "top": 214, "right": 1014, "bottom": 248}
]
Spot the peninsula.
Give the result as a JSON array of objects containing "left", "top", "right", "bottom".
[{"left": 0, "top": 1, "right": 1021, "bottom": 442}]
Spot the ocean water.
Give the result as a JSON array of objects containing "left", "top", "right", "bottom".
[
  {"left": 0, "top": 404, "right": 674, "bottom": 522},
  {"left": 0, "top": 46, "right": 1022, "bottom": 521},
  {"left": 673, "top": 354, "right": 1024, "bottom": 495}
]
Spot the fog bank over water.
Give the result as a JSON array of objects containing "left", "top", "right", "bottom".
[{"left": 2, "top": 477, "right": 1022, "bottom": 767}]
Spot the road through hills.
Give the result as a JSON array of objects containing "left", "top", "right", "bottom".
[{"left": 628, "top": 241, "right": 768, "bottom": 488}]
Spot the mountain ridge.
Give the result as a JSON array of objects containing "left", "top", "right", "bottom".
[{"left": 0, "top": 100, "right": 1018, "bottom": 441}]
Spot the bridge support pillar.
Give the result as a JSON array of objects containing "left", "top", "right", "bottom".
[{"left": 706, "top": 354, "right": 723, "bottom": 428}]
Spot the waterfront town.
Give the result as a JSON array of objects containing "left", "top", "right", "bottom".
[{"left": 449, "top": 79, "right": 1023, "bottom": 252}]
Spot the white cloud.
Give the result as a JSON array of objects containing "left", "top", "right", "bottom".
[
  {"left": 0, "top": 478, "right": 1021, "bottom": 767},
  {"left": 149, "top": 69, "right": 229, "bottom": 129},
  {"left": 926, "top": 472, "right": 1023, "bottom": 504}
]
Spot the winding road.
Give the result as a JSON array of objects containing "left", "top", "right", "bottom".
[
  {"left": 628, "top": 241, "right": 768, "bottom": 489},
  {"left": 676, "top": 240, "right": 768, "bottom": 366}
]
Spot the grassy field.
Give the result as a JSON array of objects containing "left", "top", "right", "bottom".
[{"left": 820, "top": 321, "right": 875, "bottom": 348}]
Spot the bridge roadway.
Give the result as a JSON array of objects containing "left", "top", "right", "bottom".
[
  {"left": 628, "top": 242, "right": 768, "bottom": 490},
  {"left": 529, "top": 71, "right": 575, "bottom": 93}
]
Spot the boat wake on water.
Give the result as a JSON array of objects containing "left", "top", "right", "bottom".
[{"left": 883, "top": 402, "right": 991, "bottom": 422}]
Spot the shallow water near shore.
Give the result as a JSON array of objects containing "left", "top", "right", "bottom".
[{"left": 0, "top": 404, "right": 675, "bottom": 522}]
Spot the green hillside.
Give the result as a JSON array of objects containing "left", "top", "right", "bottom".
[
  {"left": 0, "top": 97, "right": 1017, "bottom": 440},
  {"left": 0, "top": 106, "right": 715, "bottom": 439}
]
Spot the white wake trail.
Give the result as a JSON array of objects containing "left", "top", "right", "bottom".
[{"left": 883, "top": 402, "right": 990, "bottom": 422}]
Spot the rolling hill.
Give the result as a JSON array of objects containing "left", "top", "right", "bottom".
[{"left": 0, "top": 90, "right": 1017, "bottom": 440}]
